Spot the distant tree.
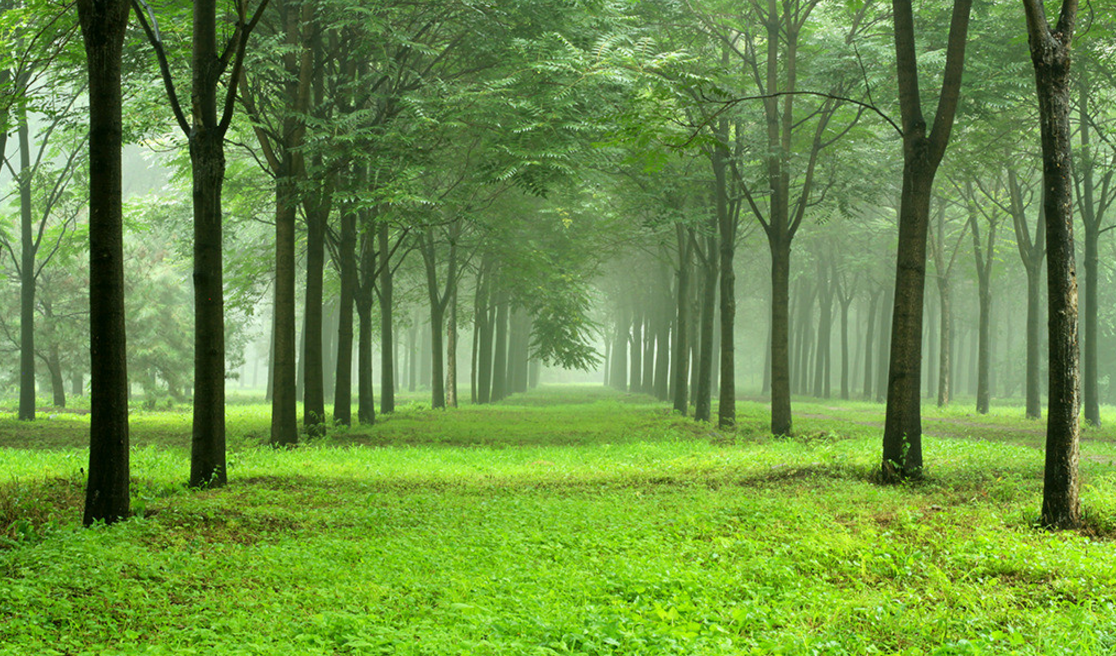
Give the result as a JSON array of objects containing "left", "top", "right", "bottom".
[{"left": 76, "top": 0, "right": 131, "bottom": 525}]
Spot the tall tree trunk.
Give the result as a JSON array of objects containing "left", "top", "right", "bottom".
[
  {"left": 78, "top": 0, "right": 131, "bottom": 525},
  {"left": 1024, "top": 0, "right": 1080, "bottom": 529},
  {"left": 642, "top": 313, "right": 655, "bottom": 394}
]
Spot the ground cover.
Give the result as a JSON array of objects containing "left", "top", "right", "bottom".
[{"left": 3, "top": 387, "right": 1116, "bottom": 654}]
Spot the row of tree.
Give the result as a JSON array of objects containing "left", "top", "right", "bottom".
[{"left": 0, "top": 0, "right": 1110, "bottom": 530}]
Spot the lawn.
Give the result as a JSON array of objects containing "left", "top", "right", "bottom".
[{"left": 3, "top": 386, "right": 1116, "bottom": 654}]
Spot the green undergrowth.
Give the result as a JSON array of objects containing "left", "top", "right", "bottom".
[{"left": 4, "top": 387, "right": 1116, "bottom": 654}]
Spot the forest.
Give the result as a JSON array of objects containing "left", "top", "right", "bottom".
[{"left": 2, "top": 0, "right": 1116, "bottom": 652}]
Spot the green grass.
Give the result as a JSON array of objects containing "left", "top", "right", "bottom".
[{"left": 4, "top": 387, "right": 1116, "bottom": 654}]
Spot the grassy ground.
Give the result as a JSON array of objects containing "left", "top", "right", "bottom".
[{"left": 4, "top": 386, "right": 1116, "bottom": 654}]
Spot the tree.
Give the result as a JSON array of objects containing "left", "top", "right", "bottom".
[
  {"left": 1021, "top": 0, "right": 1080, "bottom": 530},
  {"left": 1006, "top": 167, "right": 1045, "bottom": 419},
  {"left": 133, "top": 0, "right": 269, "bottom": 485},
  {"left": 881, "top": 0, "right": 973, "bottom": 482},
  {"left": 239, "top": 0, "right": 312, "bottom": 447},
  {"left": 77, "top": 0, "right": 131, "bottom": 525}
]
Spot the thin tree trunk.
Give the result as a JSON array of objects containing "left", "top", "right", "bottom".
[
  {"left": 18, "top": 118, "right": 35, "bottom": 421},
  {"left": 694, "top": 235, "right": 717, "bottom": 422},
  {"left": 863, "top": 289, "right": 878, "bottom": 399},
  {"left": 491, "top": 292, "right": 509, "bottom": 402},
  {"left": 333, "top": 202, "right": 356, "bottom": 426},
  {"left": 378, "top": 222, "right": 395, "bottom": 414},
  {"left": 672, "top": 226, "right": 691, "bottom": 415}
]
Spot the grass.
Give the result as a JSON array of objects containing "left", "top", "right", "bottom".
[{"left": 4, "top": 386, "right": 1116, "bottom": 653}]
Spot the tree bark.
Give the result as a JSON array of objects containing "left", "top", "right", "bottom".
[{"left": 79, "top": 0, "right": 131, "bottom": 525}]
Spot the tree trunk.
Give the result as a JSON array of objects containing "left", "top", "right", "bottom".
[
  {"left": 863, "top": 289, "right": 878, "bottom": 400},
  {"left": 694, "top": 235, "right": 717, "bottom": 422},
  {"left": 770, "top": 242, "right": 791, "bottom": 433},
  {"left": 18, "top": 119, "right": 35, "bottom": 421},
  {"left": 378, "top": 222, "right": 395, "bottom": 414},
  {"left": 47, "top": 344, "right": 65, "bottom": 408},
  {"left": 302, "top": 188, "right": 326, "bottom": 434},
  {"left": 629, "top": 308, "right": 643, "bottom": 394},
  {"left": 491, "top": 293, "right": 509, "bottom": 402},
  {"left": 976, "top": 280, "right": 992, "bottom": 414},
  {"left": 839, "top": 294, "right": 852, "bottom": 400},
  {"left": 642, "top": 313, "right": 655, "bottom": 394},
  {"left": 189, "top": 130, "right": 230, "bottom": 481},
  {"left": 937, "top": 277, "right": 952, "bottom": 407},
  {"left": 356, "top": 297, "right": 375, "bottom": 425},
  {"left": 654, "top": 279, "right": 671, "bottom": 401},
  {"left": 1023, "top": 0, "right": 1080, "bottom": 529},
  {"left": 1083, "top": 222, "right": 1099, "bottom": 425},
  {"left": 333, "top": 203, "right": 356, "bottom": 426},
  {"left": 474, "top": 262, "right": 493, "bottom": 404},
  {"left": 79, "top": 0, "right": 131, "bottom": 525},
  {"left": 446, "top": 286, "right": 458, "bottom": 407},
  {"left": 270, "top": 169, "right": 299, "bottom": 446},
  {"left": 1025, "top": 265, "right": 1042, "bottom": 419},
  {"left": 813, "top": 259, "right": 833, "bottom": 399},
  {"left": 610, "top": 306, "right": 629, "bottom": 391},
  {"left": 672, "top": 226, "right": 691, "bottom": 415}
]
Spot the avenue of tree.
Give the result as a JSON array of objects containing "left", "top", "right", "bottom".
[{"left": 0, "top": 0, "right": 1113, "bottom": 530}]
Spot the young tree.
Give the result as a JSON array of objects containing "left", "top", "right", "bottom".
[{"left": 76, "top": 0, "right": 131, "bottom": 525}]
